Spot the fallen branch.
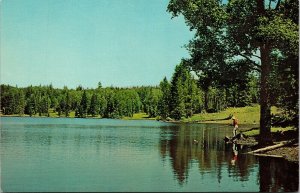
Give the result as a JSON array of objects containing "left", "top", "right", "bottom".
[
  {"left": 252, "top": 153, "right": 284, "bottom": 158},
  {"left": 247, "top": 140, "right": 295, "bottom": 154}
]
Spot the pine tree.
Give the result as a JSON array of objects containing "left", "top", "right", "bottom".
[
  {"left": 65, "top": 92, "right": 71, "bottom": 117},
  {"left": 79, "top": 90, "right": 88, "bottom": 118},
  {"left": 89, "top": 93, "right": 99, "bottom": 117},
  {"left": 158, "top": 77, "right": 171, "bottom": 119},
  {"left": 170, "top": 64, "right": 189, "bottom": 120}
]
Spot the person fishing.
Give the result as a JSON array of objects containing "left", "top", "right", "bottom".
[{"left": 232, "top": 116, "right": 238, "bottom": 138}]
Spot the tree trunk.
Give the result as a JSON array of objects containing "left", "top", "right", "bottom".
[
  {"left": 204, "top": 90, "right": 208, "bottom": 111},
  {"left": 257, "top": 0, "right": 272, "bottom": 146},
  {"left": 247, "top": 140, "right": 293, "bottom": 154},
  {"left": 259, "top": 44, "right": 273, "bottom": 146}
]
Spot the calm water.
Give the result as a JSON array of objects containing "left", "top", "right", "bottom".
[{"left": 0, "top": 117, "right": 298, "bottom": 192}]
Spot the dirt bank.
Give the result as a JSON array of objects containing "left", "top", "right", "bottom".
[
  {"left": 235, "top": 130, "right": 299, "bottom": 162},
  {"left": 264, "top": 144, "right": 299, "bottom": 162}
]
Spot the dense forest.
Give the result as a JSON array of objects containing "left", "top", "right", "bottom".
[
  {"left": 2, "top": 61, "right": 295, "bottom": 123},
  {"left": 1, "top": 63, "right": 260, "bottom": 120}
]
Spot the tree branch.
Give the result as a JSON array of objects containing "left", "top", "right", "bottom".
[
  {"left": 239, "top": 53, "right": 262, "bottom": 72},
  {"left": 252, "top": 54, "right": 261, "bottom": 59}
]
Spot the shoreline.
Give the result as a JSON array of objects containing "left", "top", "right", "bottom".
[
  {"left": 234, "top": 134, "right": 299, "bottom": 163},
  {"left": 0, "top": 114, "right": 258, "bottom": 126}
]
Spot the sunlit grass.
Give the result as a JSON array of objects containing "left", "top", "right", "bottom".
[
  {"left": 243, "top": 126, "right": 295, "bottom": 136},
  {"left": 123, "top": 113, "right": 156, "bottom": 120},
  {"left": 44, "top": 109, "right": 77, "bottom": 118},
  {"left": 185, "top": 104, "right": 281, "bottom": 125}
]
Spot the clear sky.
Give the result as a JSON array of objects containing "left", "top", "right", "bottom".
[{"left": 0, "top": 0, "right": 193, "bottom": 89}]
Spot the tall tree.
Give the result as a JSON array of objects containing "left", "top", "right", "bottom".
[
  {"left": 98, "top": 94, "right": 107, "bottom": 118},
  {"left": 25, "top": 94, "right": 36, "bottom": 117},
  {"left": 167, "top": 0, "right": 298, "bottom": 145},
  {"left": 97, "top": 82, "right": 102, "bottom": 89},
  {"left": 158, "top": 77, "right": 171, "bottom": 119},
  {"left": 169, "top": 64, "right": 189, "bottom": 119},
  {"left": 15, "top": 90, "right": 25, "bottom": 115},
  {"left": 77, "top": 90, "right": 88, "bottom": 118},
  {"left": 89, "top": 92, "right": 99, "bottom": 117},
  {"left": 65, "top": 92, "right": 71, "bottom": 117}
]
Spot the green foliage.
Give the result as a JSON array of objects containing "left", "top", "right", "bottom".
[
  {"left": 0, "top": 84, "right": 148, "bottom": 119},
  {"left": 64, "top": 91, "right": 71, "bottom": 117},
  {"left": 76, "top": 90, "right": 88, "bottom": 118},
  {"left": 269, "top": 50, "right": 299, "bottom": 126},
  {"left": 167, "top": 63, "right": 204, "bottom": 120},
  {"left": 167, "top": 0, "right": 299, "bottom": 143},
  {"left": 0, "top": 85, "right": 26, "bottom": 115},
  {"left": 206, "top": 87, "right": 226, "bottom": 112},
  {"left": 98, "top": 94, "right": 107, "bottom": 118},
  {"left": 88, "top": 92, "right": 99, "bottom": 117},
  {"left": 158, "top": 77, "right": 171, "bottom": 119},
  {"left": 136, "top": 87, "right": 160, "bottom": 118}
]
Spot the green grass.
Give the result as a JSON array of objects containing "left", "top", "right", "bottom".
[
  {"left": 184, "top": 104, "right": 280, "bottom": 125},
  {"left": 123, "top": 113, "right": 156, "bottom": 120},
  {"left": 47, "top": 109, "right": 76, "bottom": 118},
  {"left": 243, "top": 126, "right": 295, "bottom": 136}
]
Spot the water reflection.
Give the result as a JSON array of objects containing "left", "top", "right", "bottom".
[
  {"left": 225, "top": 142, "right": 255, "bottom": 182},
  {"left": 159, "top": 123, "right": 298, "bottom": 191},
  {"left": 230, "top": 142, "right": 239, "bottom": 166},
  {"left": 159, "top": 124, "right": 245, "bottom": 184},
  {"left": 259, "top": 157, "right": 299, "bottom": 192}
]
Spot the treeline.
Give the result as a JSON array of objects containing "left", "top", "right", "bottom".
[
  {"left": 1, "top": 64, "right": 260, "bottom": 120},
  {"left": 0, "top": 84, "right": 159, "bottom": 119}
]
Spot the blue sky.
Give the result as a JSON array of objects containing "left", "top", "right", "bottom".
[{"left": 1, "top": 0, "right": 193, "bottom": 89}]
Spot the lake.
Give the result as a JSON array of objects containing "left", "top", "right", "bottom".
[{"left": 0, "top": 117, "right": 298, "bottom": 192}]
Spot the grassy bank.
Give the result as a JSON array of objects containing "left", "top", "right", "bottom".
[
  {"left": 242, "top": 126, "right": 295, "bottom": 136},
  {"left": 122, "top": 113, "right": 156, "bottom": 120},
  {"left": 183, "top": 104, "right": 280, "bottom": 125}
]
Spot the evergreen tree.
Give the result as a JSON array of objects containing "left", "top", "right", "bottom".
[
  {"left": 89, "top": 92, "right": 99, "bottom": 117},
  {"left": 25, "top": 94, "right": 36, "bottom": 117},
  {"left": 98, "top": 94, "right": 107, "bottom": 118},
  {"left": 1, "top": 86, "right": 16, "bottom": 115},
  {"left": 65, "top": 92, "right": 71, "bottom": 117},
  {"left": 58, "top": 96, "right": 65, "bottom": 117},
  {"left": 78, "top": 90, "right": 88, "bottom": 118},
  {"left": 158, "top": 77, "right": 171, "bottom": 119},
  {"left": 98, "top": 82, "right": 102, "bottom": 89},
  {"left": 170, "top": 64, "right": 190, "bottom": 120},
  {"left": 15, "top": 90, "right": 25, "bottom": 115}
]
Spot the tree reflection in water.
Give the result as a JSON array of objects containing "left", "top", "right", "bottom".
[
  {"left": 159, "top": 124, "right": 256, "bottom": 184},
  {"left": 159, "top": 123, "right": 298, "bottom": 191},
  {"left": 259, "top": 157, "right": 299, "bottom": 192}
]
